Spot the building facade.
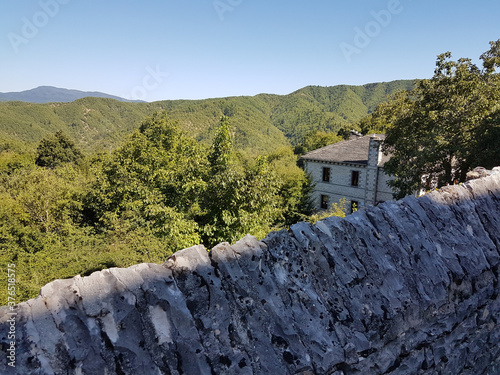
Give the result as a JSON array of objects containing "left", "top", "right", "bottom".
[{"left": 301, "top": 134, "right": 394, "bottom": 212}]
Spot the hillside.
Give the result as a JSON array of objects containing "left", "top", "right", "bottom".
[
  {"left": 0, "top": 86, "right": 141, "bottom": 104},
  {"left": 269, "top": 80, "right": 415, "bottom": 140},
  {"left": 0, "top": 80, "right": 416, "bottom": 154}
]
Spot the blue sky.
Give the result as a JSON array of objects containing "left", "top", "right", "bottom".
[{"left": 1, "top": 0, "right": 499, "bottom": 101}]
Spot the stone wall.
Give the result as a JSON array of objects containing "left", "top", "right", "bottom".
[
  {"left": 375, "top": 167, "right": 394, "bottom": 203},
  {"left": 1, "top": 173, "right": 500, "bottom": 374},
  {"left": 304, "top": 160, "right": 369, "bottom": 210}
]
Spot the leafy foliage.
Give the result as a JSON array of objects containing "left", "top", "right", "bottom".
[
  {"left": 307, "top": 198, "right": 348, "bottom": 224},
  {"left": 372, "top": 40, "right": 500, "bottom": 198},
  {"left": 194, "top": 116, "right": 281, "bottom": 247},
  {"left": 86, "top": 112, "right": 312, "bottom": 250},
  {"left": 270, "top": 81, "right": 415, "bottom": 142},
  {"left": 267, "top": 147, "right": 315, "bottom": 225},
  {"left": 35, "top": 130, "right": 84, "bottom": 168},
  {"left": 85, "top": 112, "right": 206, "bottom": 253}
]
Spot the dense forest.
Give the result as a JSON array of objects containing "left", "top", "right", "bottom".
[
  {"left": 0, "top": 80, "right": 415, "bottom": 154},
  {"left": 0, "top": 115, "right": 302, "bottom": 305},
  {"left": 0, "top": 81, "right": 415, "bottom": 305}
]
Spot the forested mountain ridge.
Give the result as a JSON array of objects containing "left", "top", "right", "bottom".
[
  {"left": 0, "top": 80, "right": 416, "bottom": 154},
  {"left": 0, "top": 86, "right": 141, "bottom": 104},
  {"left": 269, "top": 80, "right": 416, "bottom": 140}
]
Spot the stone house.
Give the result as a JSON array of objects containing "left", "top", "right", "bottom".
[{"left": 301, "top": 134, "right": 394, "bottom": 212}]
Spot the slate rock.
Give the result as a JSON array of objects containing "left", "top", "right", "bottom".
[{"left": 1, "top": 172, "right": 500, "bottom": 374}]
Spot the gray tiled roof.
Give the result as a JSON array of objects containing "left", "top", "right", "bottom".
[{"left": 301, "top": 134, "right": 390, "bottom": 166}]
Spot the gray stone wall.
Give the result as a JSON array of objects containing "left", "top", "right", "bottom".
[
  {"left": 304, "top": 160, "right": 367, "bottom": 210},
  {"left": 1, "top": 173, "right": 500, "bottom": 375},
  {"left": 375, "top": 167, "right": 395, "bottom": 203}
]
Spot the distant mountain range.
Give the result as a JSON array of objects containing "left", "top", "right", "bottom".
[
  {"left": 0, "top": 80, "right": 417, "bottom": 155},
  {"left": 0, "top": 86, "right": 142, "bottom": 104}
]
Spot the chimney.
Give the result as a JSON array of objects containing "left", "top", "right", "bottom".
[
  {"left": 349, "top": 129, "right": 363, "bottom": 140},
  {"left": 368, "top": 135, "right": 383, "bottom": 167},
  {"left": 365, "top": 135, "right": 383, "bottom": 206}
]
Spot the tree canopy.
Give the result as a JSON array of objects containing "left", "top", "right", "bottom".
[
  {"left": 85, "top": 112, "right": 207, "bottom": 252},
  {"left": 84, "top": 112, "right": 314, "bottom": 250},
  {"left": 35, "top": 130, "right": 83, "bottom": 168},
  {"left": 1, "top": 111, "right": 319, "bottom": 305},
  {"left": 365, "top": 40, "right": 500, "bottom": 199}
]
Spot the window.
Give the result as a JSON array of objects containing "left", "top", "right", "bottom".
[
  {"left": 350, "top": 200, "right": 358, "bottom": 214},
  {"left": 351, "top": 171, "right": 359, "bottom": 187},
  {"left": 322, "top": 167, "right": 330, "bottom": 182},
  {"left": 321, "top": 195, "right": 329, "bottom": 210}
]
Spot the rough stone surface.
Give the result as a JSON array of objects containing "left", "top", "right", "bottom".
[
  {"left": 1, "top": 174, "right": 500, "bottom": 375},
  {"left": 466, "top": 166, "right": 500, "bottom": 181}
]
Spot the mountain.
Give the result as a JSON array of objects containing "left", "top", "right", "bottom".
[
  {"left": 0, "top": 86, "right": 142, "bottom": 104},
  {"left": 0, "top": 80, "right": 417, "bottom": 155},
  {"left": 267, "top": 80, "right": 416, "bottom": 140}
]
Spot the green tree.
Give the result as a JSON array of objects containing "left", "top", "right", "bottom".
[
  {"left": 0, "top": 163, "right": 100, "bottom": 304},
  {"left": 0, "top": 150, "right": 34, "bottom": 175},
  {"left": 208, "top": 115, "right": 233, "bottom": 171},
  {"left": 379, "top": 40, "right": 500, "bottom": 198},
  {"left": 35, "top": 130, "right": 83, "bottom": 168},
  {"left": 1, "top": 166, "right": 84, "bottom": 234},
  {"left": 200, "top": 117, "right": 281, "bottom": 247},
  {"left": 85, "top": 111, "right": 206, "bottom": 253},
  {"left": 267, "top": 146, "right": 315, "bottom": 225},
  {"left": 472, "top": 109, "right": 500, "bottom": 168}
]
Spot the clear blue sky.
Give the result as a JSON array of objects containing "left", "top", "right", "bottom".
[{"left": 1, "top": 0, "right": 499, "bottom": 101}]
